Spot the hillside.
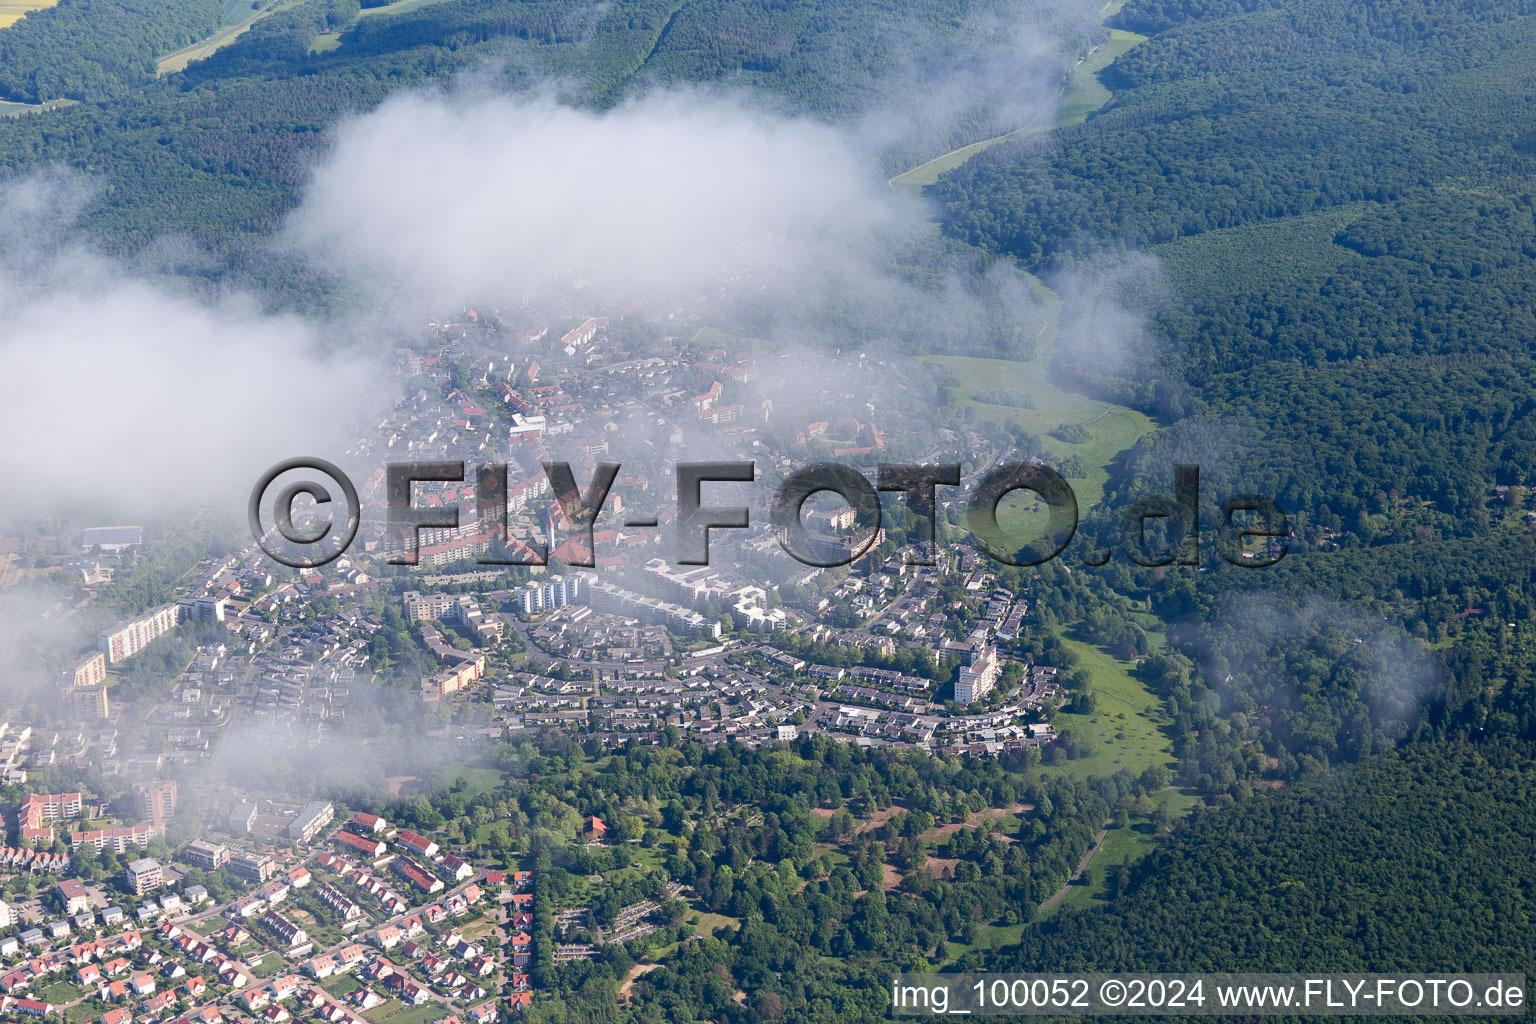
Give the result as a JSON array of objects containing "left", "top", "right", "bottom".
[{"left": 999, "top": 740, "right": 1536, "bottom": 976}]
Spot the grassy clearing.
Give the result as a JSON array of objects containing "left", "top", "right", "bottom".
[
  {"left": 40, "top": 981, "right": 85, "bottom": 1004},
  {"left": 686, "top": 910, "right": 740, "bottom": 938},
  {"left": 890, "top": 108, "right": 1053, "bottom": 189},
  {"left": 449, "top": 766, "right": 505, "bottom": 797},
  {"left": 63, "top": 998, "right": 114, "bottom": 1024},
  {"left": 1038, "top": 788, "right": 1199, "bottom": 918},
  {"left": 923, "top": 261, "right": 1154, "bottom": 510},
  {"left": 251, "top": 951, "right": 285, "bottom": 978},
  {"left": 1031, "top": 633, "right": 1175, "bottom": 784},
  {"left": 221, "top": 0, "right": 259, "bottom": 21},
  {"left": 473, "top": 819, "right": 507, "bottom": 846},
  {"left": 358, "top": 0, "right": 453, "bottom": 18},
  {"left": 157, "top": 0, "right": 296, "bottom": 74},
  {"left": 891, "top": 5, "right": 1146, "bottom": 188},
  {"left": 461, "top": 918, "right": 496, "bottom": 941},
  {"left": 377, "top": 1004, "right": 447, "bottom": 1024},
  {"left": 1037, "top": 822, "right": 1145, "bottom": 918},
  {"left": 944, "top": 921, "right": 1028, "bottom": 961},
  {"left": 0, "top": 0, "right": 58, "bottom": 29},
  {"left": 0, "top": 97, "right": 78, "bottom": 118},
  {"left": 902, "top": 0, "right": 1155, "bottom": 512},
  {"left": 1056, "top": 29, "right": 1147, "bottom": 126},
  {"left": 926, "top": 351, "right": 1154, "bottom": 507},
  {"left": 305, "top": 0, "right": 456, "bottom": 49}
]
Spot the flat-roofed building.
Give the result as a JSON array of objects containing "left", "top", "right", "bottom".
[
  {"left": 229, "top": 850, "right": 275, "bottom": 883},
  {"left": 136, "top": 780, "right": 177, "bottom": 823},
  {"left": 63, "top": 652, "right": 107, "bottom": 689},
  {"left": 79, "top": 526, "right": 143, "bottom": 552},
  {"left": 125, "top": 858, "right": 164, "bottom": 896},
  {"left": 98, "top": 605, "right": 181, "bottom": 664},
  {"left": 954, "top": 644, "right": 1001, "bottom": 704},
  {"left": 182, "top": 839, "right": 229, "bottom": 871}
]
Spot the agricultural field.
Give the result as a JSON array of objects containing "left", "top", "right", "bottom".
[{"left": 0, "top": 0, "right": 57, "bottom": 29}]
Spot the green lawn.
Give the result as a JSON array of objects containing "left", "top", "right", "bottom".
[
  {"left": 943, "top": 921, "right": 1027, "bottom": 962},
  {"left": 1037, "top": 787, "right": 1202, "bottom": 918},
  {"left": 1056, "top": 29, "right": 1148, "bottom": 126},
  {"left": 447, "top": 766, "right": 504, "bottom": 798},
  {"left": 1038, "top": 823, "right": 1147, "bottom": 918},
  {"left": 369, "top": 1004, "right": 444, "bottom": 1024},
  {"left": 891, "top": 4, "right": 1147, "bottom": 188},
  {"left": 686, "top": 910, "right": 740, "bottom": 938},
  {"left": 924, "top": 349, "right": 1154, "bottom": 511},
  {"left": 251, "top": 951, "right": 285, "bottom": 978},
  {"left": 40, "top": 980, "right": 86, "bottom": 1004},
  {"left": 1032, "top": 633, "right": 1175, "bottom": 784},
  {"left": 809, "top": 844, "right": 851, "bottom": 872},
  {"left": 627, "top": 844, "right": 668, "bottom": 870},
  {"left": 323, "top": 975, "right": 361, "bottom": 997},
  {"left": 922, "top": 261, "right": 1154, "bottom": 511}
]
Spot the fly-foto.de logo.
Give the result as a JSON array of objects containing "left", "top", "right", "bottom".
[{"left": 249, "top": 458, "right": 1287, "bottom": 571}]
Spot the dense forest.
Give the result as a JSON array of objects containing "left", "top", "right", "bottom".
[
  {"left": 922, "top": 0, "right": 1536, "bottom": 820},
  {"left": 0, "top": 0, "right": 1098, "bottom": 290},
  {"left": 933, "top": 0, "right": 1536, "bottom": 523},
  {"left": 0, "top": 0, "right": 225, "bottom": 102},
  {"left": 1002, "top": 740, "right": 1536, "bottom": 977},
  {"left": 6, "top": 0, "right": 1536, "bottom": 1018}
]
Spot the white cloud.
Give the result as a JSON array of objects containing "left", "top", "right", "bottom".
[
  {"left": 288, "top": 88, "right": 908, "bottom": 318},
  {"left": 0, "top": 242, "right": 382, "bottom": 523}
]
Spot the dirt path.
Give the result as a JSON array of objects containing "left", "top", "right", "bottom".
[
  {"left": 853, "top": 802, "right": 907, "bottom": 834},
  {"left": 1037, "top": 823, "right": 1110, "bottom": 911},
  {"left": 619, "top": 963, "right": 662, "bottom": 1000},
  {"left": 917, "top": 802, "right": 1032, "bottom": 843}
]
